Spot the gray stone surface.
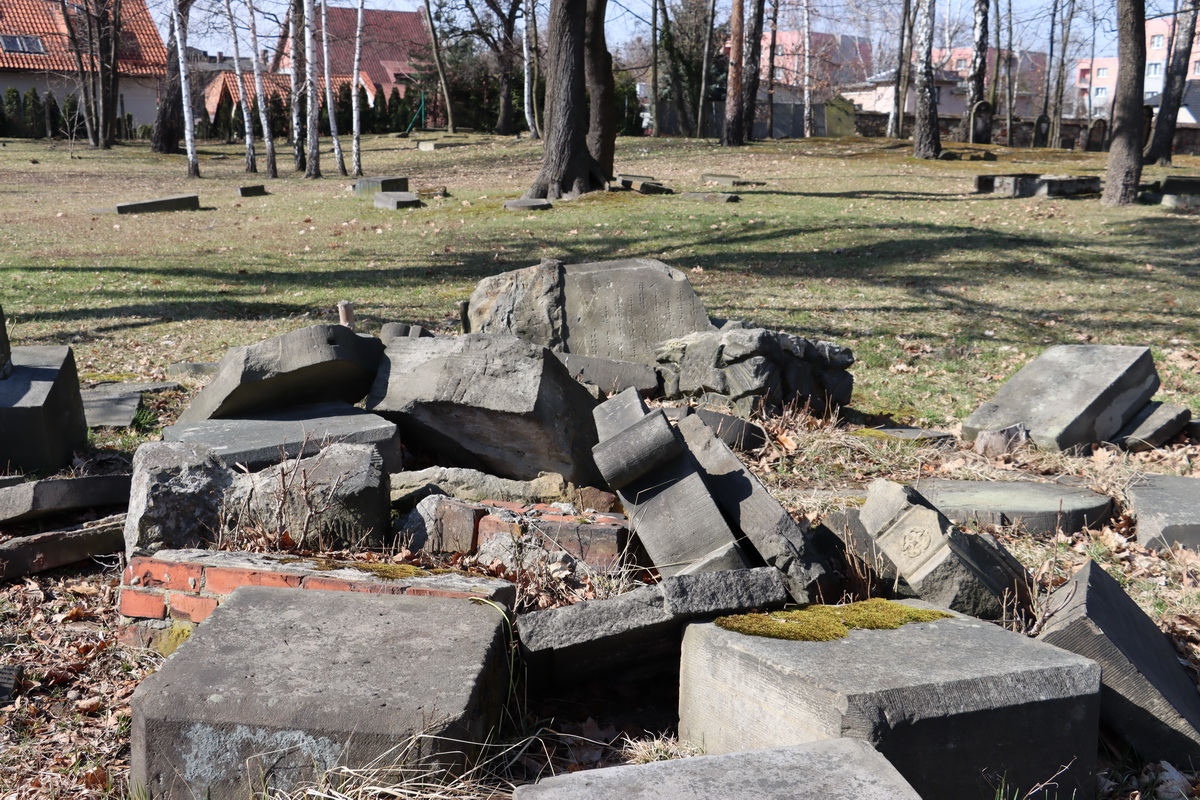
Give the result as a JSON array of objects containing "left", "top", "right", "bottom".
[
  {"left": 1039, "top": 560, "right": 1200, "bottom": 765},
  {"left": 167, "top": 361, "right": 220, "bottom": 379},
  {"left": 504, "top": 198, "right": 552, "bottom": 211},
  {"left": 124, "top": 442, "right": 230, "bottom": 557},
  {"left": 131, "top": 587, "right": 507, "bottom": 800},
  {"left": 0, "top": 475, "right": 131, "bottom": 524},
  {"left": 368, "top": 334, "right": 601, "bottom": 484},
  {"left": 467, "top": 259, "right": 567, "bottom": 350},
  {"left": 0, "top": 514, "right": 125, "bottom": 580},
  {"left": 1038, "top": 174, "right": 1101, "bottom": 196},
  {"left": 1161, "top": 176, "right": 1200, "bottom": 195},
  {"left": 1162, "top": 193, "right": 1200, "bottom": 210},
  {"left": 1115, "top": 401, "right": 1191, "bottom": 451},
  {"left": 513, "top": 739, "right": 922, "bottom": 800},
  {"left": 379, "top": 322, "right": 433, "bottom": 340},
  {"left": 238, "top": 185, "right": 267, "bottom": 197},
  {"left": 679, "top": 606, "right": 1101, "bottom": 800},
  {"left": 592, "top": 410, "right": 682, "bottom": 490},
  {"left": 853, "top": 425, "right": 954, "bottom": 445},
  {"left": 692, "top": 408, "right": 768, "bottom": 450},
  {"left": 177, "top": 325, "right": 385, "bottom": 423},
  {"left": 0, "top": 346, "right": 88, "bottom": 474},
  {"left": 165, "top": 401, "right": 401, "bottom": 472},
  {"left": 390, "top": 467, "right": 567, "bottom": 506},
  {"left": 354, "top": 176, "right": 408, "bottom": 198},
  {"left": 962, "top": 345, "right": 1160, "bottom": 451},
  {"left": 374, "top": 191, "right": 421, "bottom": 209},
  {"left": 554, "top": 352, "right": 659, "bottom": 397},
  {"left": 518, "top": 568, "right": 788, "bottom": 681},
  {"left": 910, "top": 478, "right": 1112, "bottom": 535},
  {"left": 114, "top": 194, "right": 200, "bottom": 214},
  {"left": 1130, "top": 474, "right": 1200, "bottom": 550},
  {"left": 677, "top": 414, "right": 833, "bottom": 603},
  {"left": 81, "top": 381, "right": 179, "bottom": 428}
]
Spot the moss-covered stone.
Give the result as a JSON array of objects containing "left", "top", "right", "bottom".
[
  {"left": 158, "top": 622, "right": 195, "bottom": 656},
  {"left": 311, "top": 559, "right": 429, "bottom": 580},
  {"left": 715, "top": 599, "right": 953, "bottom": 642}
]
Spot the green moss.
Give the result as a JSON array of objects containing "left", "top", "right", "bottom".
[
  {"left": 715, "top": 599, "right": 953, "bottom": 642},
  {"left": 311, "top": 559, "right": 429, "bottom": 580},
  {"left": 157, "top": 622, "right": 194, "bottom": 656}
]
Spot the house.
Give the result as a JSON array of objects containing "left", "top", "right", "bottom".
[
  {"left": 0, "top": 0, "right": 166, "bottom": 126},
  {"left": 931, "top": 46, "right": 1046, "bottom": 117},
  {"left": 271, "top": 6, "right": 432, "bottom": 102},
  {"left": 1146, "top": 80, "right": 1200, "bottom": 124},
  {"left": 757, "top": 30, "right": 872, "bottom": 101},
  {"left": 198, "top": 69, "right": 374, "bottom": 125},
  {"left": 840, "top": 66, "right": 965, "bottom": 116},
  {"left": 1075, "top": 16, "right": 1200, "bottom": 117}
]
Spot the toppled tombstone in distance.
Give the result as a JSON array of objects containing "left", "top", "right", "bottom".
[
  {"left": 354, "top": 176, "right": 408, "bottom": 198},
  {"left": 0, "top": 513, "right": 125, "bottom": 581},
  {"left": 0, "top": 345, "right": 89, "bottom": 474},
  {"left": 910, "top": 477, "right": 1112, "bottom": 535},
  {"left": 177, "top": 325, "right": 385, "bottom": 423},
  {"left": 504, "top": 198, "right": 552, "bottom": 211},
  {"left": 0, "top": 474, "right": 131, "bottom": 525},
  {"left": 238, "top": 185, "right": 267, "bottom": 197},
  {"left": 962, "top": 345, "right": 1159, "bottom": 452},
  {"left": 81, "top": 381, "right": 179, "bottom": 428},
  {"left": 1129, "top": 474, "right": 1200, "bottom": 551},
  {"left": 368, "top": 334, "right": 602, "bottom": 485},
  {"left": 374, "top": 191, "right": 421, "bottom": 210},
  {"left": 112, "top": 194, "right": 200, "bottom": 214},
  {"left": 1114, "top": 401, "right": 1191, "bottom": 451},
  {"left": 1039, "top": 560, "right": 1200, "bottom": 765}
]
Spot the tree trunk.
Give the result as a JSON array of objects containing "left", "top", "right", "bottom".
[
  {"left": 1042, "top": 0, "right": 1057, "bottom": 115},
  {"left": 321, "top": 0, "right": 347, "bottom": 175},
  {"left": 290, "top": 0, "right": 306, "bottom": 171},
  {"left": 765, "top": 0, "right": 777, "bottom": 139},
  {"left": 912, "top": 0, "right": 940, "bottom": 158},
  {"left": 423, "top": 0, "right": 456, "bottom": 132},
  {"left": 247, "top": 0, "right": 278, "bottom": 177},
  {"left": 58, "top": 0, "right": 98, "bottom": 147},
  {"left": 224, "top": 0, "right": 257, "bottom": 172},
  {"left": 722, "top": 0, "right": 745, "bottom": 146},
  {"left": 960, "top": 0, "right": 988, "bottom": 140},
  {"left": 658, "top": 0, "right": 695, "bottom": 136},
  {"left": 1005, "top": 0, "right": 1013, "bottom": 139},
  {"left": 741, "top": 0, "right": 766, "bottom": 141},
  {"left": 1050, "top": 0, "right": 1075, "bottom": 143},
  {"left": 496, "top": 63, "right": 516, "bottom": 134},
  {"left": 585, "top": 0, "right": 615, "bottom": 177},
  {"left": 531, "top": 3, "right": 543, "bottom": 133},
  {"left": 988, "top": 0, "right": 1001, "bottom": 107},
  {"left": 651, "top": 0, "right": 659, "bottom": 135},
  {"left": 1101, "top": 0, "right": 1145, "bottom": 205},
  {"left": 887, "top": 0, "right": 912, "bottom": 138},
  {"left": 171, "top": 0, "right": 200, "bottom": 177},
  {"left": 523, "top": 0, "right": 540, "bottom": 138},
  {"left": 524, "top": 0, "right": 605, "bottom": 198},
  {"left": 350, "top": 0, "right": 366, "bottom": 175},
  {"left": 304, "top": 0, "right": 321, "bottom": 177},
  {"left": 802, "top": 0, "right": 813, "bottom": 136},
  {"left": 1146, "top": 0, "right": 1197, "bottom": 164},
  {"left": 695, "top": 0, "right": 716, "bottom": 136}
]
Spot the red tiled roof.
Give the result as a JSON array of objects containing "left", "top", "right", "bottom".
[
  {"left": 0, "top": 0, "right": 166, "bottom": 77},
  {"left": 200, "top": 69, "right": 375, "bottom": 121},
  {"left": 272, "top": 6, "right": 431, "bottom": 98}
]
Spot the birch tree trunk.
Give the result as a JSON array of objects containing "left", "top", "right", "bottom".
[
  {"left": 223, "top": 0, "right": 257, "bottom": 172},
  {"left": 960, "top": 0, "right": 987, "bottom": 140},
  {"left": 912, "top": 0, "right": 941, "bottom": 158},
  {"left": 171, "top": 0, "right": 200, "bottom": 177},
  {"left": 651, "top": 0, "right": 659, "bottom": 135},
  {"left": 289, "top": 0, "right": 306, "bottom": 171},
  {"left": 802, "top": 0, "right": 813, "bottom": 136},
  {"left": 350, "top": 0, "right": 365, "bottom": 175},
  {"left": 304, "top": 0, "right": 321, "bottom": 177},
  {"left": 246, "top": 0, "right": 277, "bottom": 177},
  {"left": 320, "top": 0, "right": 347, "bottom": 175},
  {"left": 887, "top": 0, "right": 912, "bottom": 137},
  {"left": 765, "top": 0, "right": 778, "bottom": 138},
  {"left": 523, "top": 0, "right": 540, "bottom": 138}
]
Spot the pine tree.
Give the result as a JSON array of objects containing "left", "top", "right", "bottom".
[
  {"left": 24, "top": 88, "right": 45, "bottom": 138},
  {"left": 4, "top": 88, "right": 25, "bottom": 137}
]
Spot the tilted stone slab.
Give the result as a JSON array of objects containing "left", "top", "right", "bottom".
[
  {"left": 1114, "top": 401, "right": 1191, "bottom": 451},
  {"left": 124, "top": 442, "right": 231, "bottom": 557},
  {"left": 177, "top": 325, "right": 385, "bottom": 423},
  {"left": 679, "top": 607, "right": 1101, "bottom": 800},
  {"left": 514, "top": 739, "right": 922, "bottom": 800},
  {"left": 1129, "top": 474, "right": 1200, "bottom": 551},
  {"left": 167, "top": 361, "right": 219, "bottom": 379},
  {"left": 0, "top": 346, "right": 88, "bottom": 474},
  {"left": 375, "top": 191, "right": 422, "bottom": 209},
  {"left": 164, "top": 401, "right": 401, "bottom": 472},
  {"left": 1039, "top": 560, "right": 1200, "bottom": 765},
  {"left": 114, "top": 194, "right": 200, "bottom": 214},
  {"left": 0, "top": 475, "right": 131, "bottom": 525},
  {"left": 554, "top": 352, "right": 659, "bottom": 397},
  {"left": 962, "top": 345, "right": 1160, "bottom": 451},
  {"left": 131, "top": 587, "right": 508, "bottom": 800},
  {"left": 517, "top": 568, "right": 788, "bottom": 682},
  {"left": 367, "top": 334, "right": 601, "bottom": 485},
  {"left": 354, "top": 176, "right": 408, "bottom": 198},
  {"left": 467, "top": 259, "right": 567, "bottom": 349},
  {"left": 81, "top": 381, "right": 179, "bottom": 428},
  {"left": 910, "top": 478, "right": 1112, "bottom": 535},
  {"left": 504, "top": 198, "right": 552, "bottom": 211},
  {"left": 238, "top": 185, "right": 267, "bottom": 197},
  {"left": 852, "top": 425, "right": 954, "bottom": 445}
]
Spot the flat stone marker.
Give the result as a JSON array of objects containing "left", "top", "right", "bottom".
[
  {"left": 910, "top": 478, "right": 1112, "bottom": 535},
  {"left": 167, "top": 361, "right": 219, "bottom": 379},
  {"left": 0, "top": 474, "right": 131, "bottom": 524},
  {"left": 629, "top": 180, "right": 672, "bottom": 195},
  {"left": 81, "top": 381, "right": 179, "bottom": 428},
  {"left": 853, "top": 425, "right": 954, "bottom": 445},
  {"left": 417, "top": 140, "right": 456, "bottom": 151},
  {"left": 962, "top": 344, "right": 1159, "bottom": 451},
  {"left": 1039, "top": 560, "right": 1200, "bottom": 765},
  {"left": 164, "top": 401, "right": 401, "bottom": 472},
  {"left": 0, "top": 346, "right": 88, "bottom": 473},
  {"left": 237, "top": 185, "right": 267, "bottom": 197},
  {"left": 114, "top": 195, "right": 200, "bottom": 214},
  {"left": 1129, "top": 474, "right": 1200, "bottom": 550},
  {"left": 701, "top": 173, "right": 742, "bottom": 186},
  {"left": 679, "top": 605, "right": 1100, "bottom": 800},
  {"left": 375, "top": 191, "right": 422, "bottom": 210},
  {"left": 514, "top": 739, "right": 923, "bottom": 800},
  {"left": 1161, "top": 176, "right": 1200, "bottom": 195},
  {"left": 0, "top": 514, "right": 124, "bottom": 580},
  {"left": 681, "top": 192, "right": 740, "bottom": 202},
  {"left": 1115, "top": 401, "right": 1191, "bottom": 450},
  {"left": 1162, "top": 193, "right": 1200, "bottom": 210},
  {"left": 504, "top": 198, "right": 552, "bottom": 211},
  {"left": 1037, "top": 174, "right": 1101, "bottom": 197},
  {"left": 131, "top": 587, "right": 507, "bottom": 800},
  {"left": 354, "top": 176, "right": 408, "bottom": 198}
]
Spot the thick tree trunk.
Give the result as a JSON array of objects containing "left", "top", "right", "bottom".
[
  {"left": 171, "top": 1, "right": 200, "bottom": 177},
  {"left": 224, "top": 0, "right": 257, "bottom": 172},
  {"left": 912, "top": 0, "right": 940, "bottom": 158},
  {"left": 304, "top": 0, "right": 321, "bottom": 177},
  {"left": 887, "top": 0, "right": 912, "bottom": 138},
  {"left": 741, "top": 0, "right": 765, "bottom": 141},
  {"left": 350, "top": 0, "right": 365, "bottom": 175},
  {"left": 246, "top": 0, "right": 278, "bottom": 177},
  {"left": 321, "top": 0, "right": 347, "bottom": 175},
  {"left": 584, "top": 0, "right": 615, "bottom": 177},
  {"left": 1050, "top": 0, "right": 1075, "bottom": 143},
  {"left": 1102, "top": 0, "right": 1145, "bottom": 205},
  {"left": 989, "top": 0, "right": 1001, "bottom": 107},
  {"left": 722, "top": 0, "right": 745, "bottom": 146},
  {"left": 1146, "top": 0, "right": 1197, "bottom": 164},
  {"left": 524, "top": 0, "right": 605, "bottom": 198},
  {"left": 960, "top": 0, "right": 988, "bottom": 140}
]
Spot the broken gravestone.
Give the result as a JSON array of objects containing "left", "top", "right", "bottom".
[
  {"left": 910, "top": 478, "right": 1112, "bottom": 535},
  {"left": 0, "top": 343, "right": 89, "bottom": 474},
  {"left": 1114, "top": 401, "right": 1191, "bottom": 451},
  {"left": 0, "top": 475, "right": 131, "bottom": 525},
  {"left": 81, "top": 381, "right": 179, "bottom": 428},
  {"left": 962, "top": 345, "right": 1160, "bottom": 452},
  {"left": 1039, "top": 560, "right": 1200, "bottom": 765},
  {"left": 176, "top": 325, "right": 385, "bottom": 423},
  {"left": 1129, "top": 474, "right": 1200, "bottom": 551},
  {"left": 367, "top": 334, "right": 602, "bottom": 485}
]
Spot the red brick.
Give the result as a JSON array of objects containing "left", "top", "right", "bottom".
[
  {"left": 575, "top": 487, "right": 619, "bottom": 513},
  {"left": 169, "top": 593, "right": 219, "bottom": 623},
  {"left": 477, "top": 515, "right": 524, "bottom": 545},
  {"left": 203, "top": 566, "right": 303, "bottom": 596},
  {"left": 429, "top": 497, "right": 486, "bottom": 553},
  {"left": 592, "top": 513, "right": 628, "bottom": 524},
  {"left": 127, "top": 557, "right": 203, "bottom": 591},
  {"left": 536, "top": 513, "right": 577, "bottom": 523},
  {"left": 531, "top": 503, "right": 560, "bottom": 512},
  {"left": 119, "top": 588, "right": 167, "bottom": 620},
  {"left": 405, "top": 587, "right": 484, "bottom": 600},
  {"left": 298, "top": 575, "right": 403, "bottom": 595}
]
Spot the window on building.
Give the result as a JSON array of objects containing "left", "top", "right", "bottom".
[
  {"left": 1097, "top": 67, "right": 1108, "bottom": 77},
  {"left": 0, "top": 35, "right": 45, "bottom": 54},
  {"left": 1094, "top": 86, "right": 1107, "bottom": 97},
  {"left": 1151, "top": 34, "right": 1165, "bottom": 48},
  {"left": 955, "top": 58, "right": 967, "bottom": 69},
  {"left": 1148, "top": 61, "right": 1163, "bottom": 76},
  {"left": 1194, "top": 60, "right": 1200, "bottom": 75},
  {"left": 1079, "top": 68, "right": 1090, "bottom": 82},
  {"left": 774, "top": 68, "right": 784, "bottom": 80},
  {"left": 775, "top": 45, "right": 784, "bottom": 56}
]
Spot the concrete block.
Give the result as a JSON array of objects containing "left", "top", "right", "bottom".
[
  {"left": 1114, "top": 401, "right": 1191, "bottom": 451},
  {"left": 354, "top": 176, "right": 408, "bottom": 198},
  {"left": 131, "top": 587, "right": 508, "bottom": 799},
  {"left": 0, "top": 474, "right": 130, "bottom": 524},
  {"left": 504, "top": 198, "right": 552, "bottom": 211},
  {"left": 374, "top": 191, "right": 421, "bottom": 209},
  {"left": 238, "top": 185, "right": 268, "bottom": 197},
  {"left": 514, "top": 739, "right": 922, "bottom": 800},
  {"left": 0, "top": 346, "right": 88, "bottom": 473},
  {"left": 1039, "top": 560, "right": 1200, "bottom": 764},
  {"left": 1130, "top": 474, "right": 1200, "bottom": 550},
  {"left": 114, "top": 194, "right": 200, "bottom": 214},
  {"left": 81, "top": 381, "right": 179, "bottom": 428},
  {"left": 962, "top": 345, "right": 1160, "bottom": 451},
  {"left": 1036, "top": 174, "right": 1101, "bottom": 196},
  {"left": 178, "top": 325, "right": 384, "bottom": 423},
  {"left": 679, "top": 607, "right": 1101, "bottom": 800},
  {"left": 911, "top": 478, "right": 1112, "bottom": 535}
]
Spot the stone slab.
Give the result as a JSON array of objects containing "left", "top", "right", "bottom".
[
  {"left": 852, "top": 426, "right": 955, "bottom": 445},
  {"left": 0, "top": 514, "right": 124, "bottom": 580},
  {"left": 131, "top": 587, "right": 507, "bottom": 800},
  {"left": 1162, "top": 193, "right": 1200, "bottom": 210},
  {"left": 910, "top": 478, "right": 1112, "bottom": 535},
  {"left": 354, "top": 176, "right": 408, "bottom": 198},
  {"left": 504, "top": 198, "right": 552, "bottom": 211},
  {"left": 680, "top": 192, "right": 740, "bottom": 202},
  {"left": 554, "top": 352, "right": 659, "bottom": 396},
  {"left": 0, "top": 474, "right": 131, "bottom": 524},
  {"left": 114, "top": 195, "right": 199, "bottom": 214},
  {"left": 1129, "top": 474, "right": 1200, "bottom": 550},
  {"left": 238, "top": 185, "right": 267, "bottom": 197},
  {"left": 374, "top": 191, "right": 422, "bottom": 209},
  {"left": 1160, "top": 176, "right": 1200, "bottom": 195},
  {"left": 513, "top": 739, "right": 922, "bottom": 800},
  {"left": 679, "top": 606, "right": 1101, "bottom": 800},
  {"left": 163, "top": 401, "right": 401, "bottom": 472},
  {"left": 629, "top": 180, "right": 673, "bottom": 195},
  {"left": 81, "top": 381, "right": 179, "bottom": 428},
  {"left": 962, "top": 345, "right": 1160, "bottom": 451},
  {"left": 167, "top": 361, "right": 220, "bottom": 379},
  {"left": 0, "top": 346, "right": 88, "bottom": 473},
  {"left": 693, "top": 408, "right": 768, "bottom": 450},
  {"left": 1039, "top": 560, "right": 1200, "bottom": 764},
  {"left": 700, "top": 173, "right": 742, "bottom": 186},
  {"left": 1037, "top": 175, "right": 1101, "bottom": 196},
  {"left": 418, "top": 140, "right": 450, "bottom": 150},
  {"left": 1114, "top": 401, "right": 1191, "bottom": 451}
]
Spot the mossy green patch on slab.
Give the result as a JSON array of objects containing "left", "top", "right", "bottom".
[
  {"left": 311, "top": 559, "right": 430, "bottom": 580},
  {"left": 715, "top": 599, "right": 953, "bottom": 642}
]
